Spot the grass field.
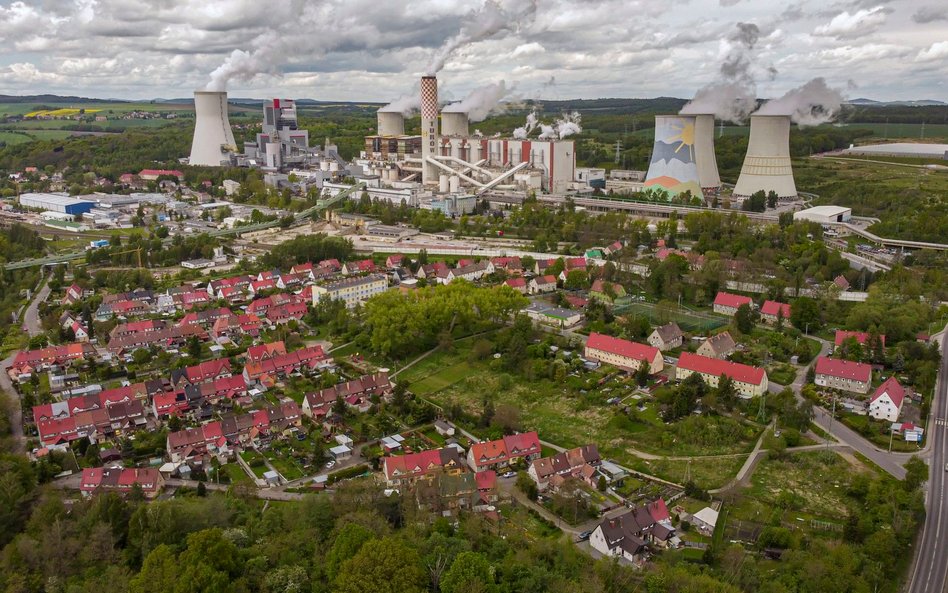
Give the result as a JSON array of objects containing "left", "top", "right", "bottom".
[
  {"left": 612, "top": 302, "right": 727, "bottom": 333},
  {"left": 627, "top": 456, "right": 745, "bottom": 491}
]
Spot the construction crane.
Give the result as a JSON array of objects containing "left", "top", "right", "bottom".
[{"left": 109, "top": 247, "right": 144, "bottom": 268}]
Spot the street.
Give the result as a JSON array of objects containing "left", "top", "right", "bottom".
[{"left": 906, "top": 330, "right": 948, "bottom": 593}]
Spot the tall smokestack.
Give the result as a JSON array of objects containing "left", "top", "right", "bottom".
[
  {"left": 643, "top": 115, "right": 703, "bottom": 199},
  {"left": 189, "top": 91, "right": 237, "bottom": 167},
  {"left": 440, "top": 112, "right": 469, "bottom": 137},
  {"left": 693, "top": 114, "right": 721, "bottom": 191},
  {"left": 421, "top": 76, "right": 439, "bottom": 185},
  {"left": 377, "top": 111, "right": 405, "bottom": 136},
  {"left": 732, "top": 115, "right": 797, "bottom": 199}
]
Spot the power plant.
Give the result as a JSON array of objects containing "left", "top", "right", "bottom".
[
  {"left": 693, "top": 114, "right": 721, "bottom": 192},
  {"left": 644, "top": 115, "right": 703, "bottom": 198},
  {"left": 188, "top": 91, "right": 237, "bottom": 167},
  {"left": 732, "top": 114, "right": 797, "bottom": 199}
]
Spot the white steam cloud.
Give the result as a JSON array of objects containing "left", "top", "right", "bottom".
[
  {"left": 426, "top": 0, "right": 538, "bottom": 75},
  {"left": 755, "top": 77, "right": 844, "bottom": 126},
  {"left": 523, "top": 110, "right": 582, "bottom": 140},
  {"left": 379, "top": 94, "right": 420, "bottom": 115},
  {"left": 442, "top": 81, "right": 510, "bottom": 122},
  {"left": 680, "top": 22, "right": 766, "bottom": 123},
  {"left": 554, "top": 111, "right": 582, "bottom": 138},
  {"left": 207, "top": 47, "right": 275, "bottom": 92},
  {"left": 513, "top": 109, "right": 540, "bottom": 139}
]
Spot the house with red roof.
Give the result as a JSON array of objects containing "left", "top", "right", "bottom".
[
  {"left": 466, "top": 431, "right": 542, "bottom": 472},
  {"left": 80, "top": 467, "right": 164, "bottom": 499},
  {"left": 503, "top": 277, "right": 528, "bottom": 294},
  {"left": 814, "top": 356, "right": 872, "bottom": 394},
  {"left": 675, "top": 352, "right": 768, "bottom": 398},
  {"left": 760, "top": 301, "right": 791, "bottom": 325},
  {"left": 382, "top": 447, "right": 465, "bottom": 486},
  {"left": 246, "top": 341, "right": 288, "bottom": 363},
  {"left": 584, "top": 332, "right": 663, "bottom": 374},
  {"left": 61, "top": 283, "right": 85, "bottom": 305},
  {"left": 342, "top": 259, "right": 377, "bottom": 275},
  {"left": 528, "top": 444, "right": 601, "bottom": 491},
  {"left": 265, "top": 301, "right": 308, "bottom": 325},
  {"left": 138, "top": 169, "right": 183, "bottom": 181},
  {"left": 713, "top": 291, "right": 753, "bottom": 316},
  {"left": 528, "top": 274, "right": 557, "bottom": 294},
  {"left": 835, "top": 330, "right": 885, "bottom": 350},
  {"left": 869, "top": 377, "right": 905, "bottom": 422},
  {"left": 385, "top": 254, "right": 405, "bottom": 269}
]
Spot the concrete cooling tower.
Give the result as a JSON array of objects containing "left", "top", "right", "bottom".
[
  {"left": 644, "top": 115, "right": 703, "bottom": 197},
  {"left": 693, "top": 114, "right": 721, "bottom": 191},
  {"left": 420, "top": 76, "right": 439, "bottom": 185},
  {"left": 377, "top": 111, "right": 405, "bottom": 136},
  {"left": 733, "top": 115, "right": 797, "bottom": 198},
  {"left": 189, "top": 91, "right": 237, "bottom": 167},
  {"left": 440, "top": 111, "right": 469, "bottom": 137}
]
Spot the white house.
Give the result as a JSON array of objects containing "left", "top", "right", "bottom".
[{"left": 868, "top": 377, "right": 905, "bottom": 422}]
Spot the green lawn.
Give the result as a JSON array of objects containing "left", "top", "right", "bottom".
[
  {"left": 627, "top": 456, "right": 745, "bottom": 491},
  {"left": 220, "top": 462, "right": 252, "bottom": 485},
  {"left": 266, "top": 453, "right": 305, "bottom": 481},
  {"left": 840, "top": 414, "right": 923, "bottom": 453},
  {"left": 239, "top": 450, "right": 269, "bottom": 478}
]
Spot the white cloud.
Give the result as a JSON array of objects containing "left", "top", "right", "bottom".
[
  {"left": 916, "top": 40, "right": 948, "bottom": 61},
  {"left": 814, "top": 6, "right": 889, "bottom": 39}
]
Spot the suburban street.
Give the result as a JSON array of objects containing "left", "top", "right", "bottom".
[
  {"left": 21, "top": 276, "right": 51, "bottom": 337},
  {"left": 906, "top": 330, "right": 948, "bottom": 593}
]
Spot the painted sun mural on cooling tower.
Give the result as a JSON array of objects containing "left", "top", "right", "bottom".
[{"left": 644, "top": 116, "right": 703, "bottom": 198}]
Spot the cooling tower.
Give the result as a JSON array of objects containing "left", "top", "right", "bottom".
[
  {"left": 643, "top": 115, "right": 703, "bottom": 198},
  {"left": 377, "top": 111, "right": 405, "bottom": 136},
  {"left": 693, "top": 114, "right": 721, "bottom": 191},
  {"left": 440, "top": 111, "right": 469, "bottom": 137},
  {"left": 420, "top": 76, "right": 440, "bottom": 185},
  {"left": 733, "top": 115, "right": 797, "bottom": 198},
  {"left": 189, "top": 91, "right": 237, "bottom": 167}
]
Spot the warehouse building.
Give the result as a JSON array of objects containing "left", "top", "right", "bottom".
[
  {"left": 793, "top": 205, "right": 852, "bottom": 224},
  {"left": 19, "top": 193, "right": 95, "bottom": 215}
]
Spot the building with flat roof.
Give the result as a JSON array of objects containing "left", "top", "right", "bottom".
[
  {"left": 842, "top": 142, "right": 948, "bottom": 159},
  {"left": 19, "top": 193, "right": 95, "bottom": 215},
  {"left": 793, "top": 205, "right": 852, "bottom": 224}
]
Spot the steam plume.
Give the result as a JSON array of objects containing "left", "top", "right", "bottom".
[
  {"left": 442, "top": 81, "right": 510, "bottom": 122},
  {"left": 379, "top": 94, "right": 420, "bottom": 115},
  {"left": 535, "top": 111, "right": 582, "bottom": 140},
  {"left": 755, "top": 78, "right": 844, "bottom": 126},
  {"left": 513, "top": 109, "right": 540, "bottom": 139},
  {"left": 426, "top": 0, "right": 538, "bottom": 75},
  {"left": 680, "top": 22, "right": 764, "bottom": 123}
]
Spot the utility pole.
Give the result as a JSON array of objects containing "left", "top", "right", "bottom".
[
  {"left": 614, "top": 139, "right": 622, "bottom": 165},
  {"left": 887, "top": 425, "right": 894, "bottom": 453},
  {"left": 826, "top": 395, "right": 836, "bottom": 450}
]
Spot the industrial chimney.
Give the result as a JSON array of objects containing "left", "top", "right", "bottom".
[
  {"left": 643, "top": 115, "right": 703, "bottom": 198},
  {"left": 693, "top": 114, "right": 721, "bottom": 192},
  {"left": 420, "top": 75, "right": 439, "bottom": 185},
  {"left": 189, "top": 91, "right": 237, "bottom": 167},
  {"left": 440, "top": 111, "right": 469, "bottom": 137},
  {"left": 732, "top": 114, "right": 797, "bottom": 199},
  {"left": 377, "top": 110, "right": 405, "bottom": 136}
]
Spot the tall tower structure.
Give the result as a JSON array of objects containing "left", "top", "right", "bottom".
[
  {"left": 693, "top": 114, "right": 721, "bottom": 191},
  {"left": 440, "top": 111, "right": 469, "bottom": 137},
  {"left": 377, "top": 111, "right": 405, "bottom": 136},
  {"left": 732, "top": 115, "right": 797, "bottom": 199},
  {"left": 420, "top": 75, "right": 439, "bottom": 185},
  {"left": 189, "top": 91, "right": 237, "bottom": 166},
  {"left": 643, "top": 115, "right": 703, "bottom": 198}
]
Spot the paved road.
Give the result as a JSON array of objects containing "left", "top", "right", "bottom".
[
  {"left": 21, "top": 277, "right": 51, "bottom": 337},
  {"left": 906, "top": 330, "right": 948, "bottom": 593}
]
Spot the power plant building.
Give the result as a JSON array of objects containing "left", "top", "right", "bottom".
[
  {"left": 189, "top": 91, "right": 237, "bottom": 167},
  {"left": 732, "top": 115, "right": 797, "bottom": 199}
]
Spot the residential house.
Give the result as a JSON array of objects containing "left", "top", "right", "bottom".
[
  {"left": 301, "top": 372, "right": 392, "bottom": 419},
  {"left": 503, "top": 277, "right": 528, "bottom": 294},
  {"left": 342, "top": 259, "right": 377, "bottom": 275},
  {"left": 760, "top": 301, "right": 792, "bottom": 325},
  {"left": 696, "top": 331, "right": 737, "bottom": 360},
  {"left": 310, "top": 274, "right": 388, "bottom": 309},
  {"left": 584, "top": 332, "right": 663, "bottom": 374},
  {"left": 814, "top": 356, "right": 872, "bottom": 394},
  {"left": 170, "top": 359, "right": 231, "bottom": 388},
  {"left": 835, "top": 330, "right": 886, "bottom": 351},
  {"left": 522, "top": 303, "right": 584, "bottom": 329},
  {"left": 246, "top": 341, "right": 288, "bottom": 363},
  {"left": 61, "top": 283, "right": 85, "bottom": 305},
  {"left": 265, "top": 301, "right": 308, "bottom": 325},
  {"left": 80, "top": 467, "right": 163, "bottom": 499},
  {"left": 528, "top": 444, "right": 601, "bottom": 490},
  {"left": 385, "top": 254, "right": 405, "bottom": 269},
  {"left": 490, "top": 256, "right": 523, "bottom": 275},
  {"left": 868, "top": 377, "right": 905, "bottom": 422},
  {"left": 9, "top": 343, "right": 97, "bottom": 380},
  {"left": 675, "top": 352, "right": 768, "bottom": 398},
  {"left": 647, "top": 322, "right": 683, "bottom": 351},
  {"left": 242, "top": 345, "right": 330, "bottom": 384},
  {"left": 712, "top": 291, "right": 753, "bottom": 316},
  {"left": 691, "top": 507, "right": 719, "bottom": 535},
  {"left": 589, "top": 279, "right": 627, "bottom": 304},
  {"left": 528, "top": 275, "right": 557, "bottom": 294},
  {"left": 437, "top": 260, "right": 494, "bottom": 285},
  {"left": 416, "top": 262, "right": 448, "bottom": 280},
  {"left": 834, "top": 275, "right": 850, "bottom": 291},
  {"left": 383, "top": 447, "right": 465, "bottom": 486},
  {"left": 467, "top": 431, "right": 542, "bottom": 472},
  {"left": 589, "top": 506, "right": 657, "bottom": 564}
]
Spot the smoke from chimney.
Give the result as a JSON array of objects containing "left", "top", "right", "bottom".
[
  {"left": 513, "top": 109, "right": 540, "bottom": 139},
  {"left": 379, "top": 94, "right": 421, "bottom": 116},
  {"left": 755, "top": 78, "right": 844, "bottom": 126},
  {"left": 442, "top": 81, "right": 510, "bottom": 122},
  {"left": 426, "top": 0, "right": 538, "bottom": 75}
]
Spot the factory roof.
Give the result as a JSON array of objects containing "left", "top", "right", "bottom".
[
  {"left": 842, "top": 142, "right": 948, "bottom": 156},
  {"left": 794, "top": 205, "right": 851, "bottom": 217},
  {"left": 19, "top": 193, "right": 95, "bottom": 206}
]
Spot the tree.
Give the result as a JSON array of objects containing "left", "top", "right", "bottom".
[
  {"left": 635, "top": 363, "right": 650, "bottom": 387},
  {"left": 790, "top": 297, "right": 821, "bottom": 333},
  {"left": 734, "top": 303, "right": 756, "bottom": 334},
  {"left": 903, "top": 456, "right": 928, "bottom": 491},
  {"left": 516, "top": 471, "right": 538, "bottom": 501},
  {"left": 131, "top": 544, "right": 178, "bottom": 593},
  {"left": 326, "top": 523, "right": 375, "bottom": 579},
  {"left": 334, "top": 537, "right": 426, "bottom": 593},
  {"left": 440, "top": 552, "right": 495, "bottom": 593}
]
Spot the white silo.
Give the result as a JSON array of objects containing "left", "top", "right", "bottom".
[
  {"left": 733, "top": 115, "right": 797, "bottom": 198},
  {"left": 421, "top": 75, "right": 439, "bottom": 185},
  {"left": 449, "top": 176, "right": 460, "bottom": 193},
  {"left": 441, "top": 111, "right": 469, "bottom": 137},
  {"left": 643, "top": 115, "right": 703, "bottom": 198},
  {"left": 189, "top": 91, "right": 237, "bottom": 166},
  {"left": 377, "top": 111, "right": 405, "bottom": 136},
  {"left": 439, "top": 174, "right": 449, "bottom": 193},
  {"left": 693, "top": 114, "right": 721, "bottom": 191}
]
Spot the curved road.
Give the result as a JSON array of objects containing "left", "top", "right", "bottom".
[{"left": 906, "top": 330, "right": 948, "bottom": 593}]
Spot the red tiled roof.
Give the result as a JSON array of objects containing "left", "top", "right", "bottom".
[
  {"left": 646, "top": 499, "right": 670, "bottom": 523},
  {"left": 504, "top": 278, "right": 527, "bottom": 288},
  {"left": 814, "top": 356, "right": 872, "bottom": 382},
  {"left": 870, "top": 377, "right": 905, "bottom": 408},
  {"left": 760, "top": 300, "right": 791, "bottom": 318},
  {"left": 535, "top": 274, "right": 557, "bottom": 286},
  {"left": 677, "top": 352, "right": 766, "bottom": 385},
  {"left": 139, "top": 169, "right": 183, "bottom": 178},
  {"left": 713, "top": 291, "right": 753, "bottom": 309},
  {"left": 835, "top": 330, "right": 885, "bottom": 348},
  {"left": 475, "top": 470, "right": 497, "bottom": 490},
  {"left": 586, "top": 332, "right": 659, "bottom": 363}
]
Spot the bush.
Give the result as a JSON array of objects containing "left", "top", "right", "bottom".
[{"left": 327, "top": 464, "right": 369, "bottom": 485}]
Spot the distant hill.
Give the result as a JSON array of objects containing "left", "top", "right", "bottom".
[
  {"left": 847, "top": 98, "right": 946, "bottom": 107},
  {"left": 0, "top": 94, "right": 123, "bottom": 104}
]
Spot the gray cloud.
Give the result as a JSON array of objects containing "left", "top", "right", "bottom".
[{"left": 912, "top": 6, "right": 948, "bottom": 23}]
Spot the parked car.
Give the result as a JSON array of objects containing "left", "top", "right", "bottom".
[
  {"left": 577, "top": 530, "right": 593, "bottom": 541},
  {"left": 325, "top": 460, "right": 336, "bottom": 469},
  {"left": 500, "top": 471, "right": 517, "bottom": 479}
]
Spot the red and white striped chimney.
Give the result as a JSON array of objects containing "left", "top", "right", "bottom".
[{"left": 421, "top": 76, "right": 439, "bottom": 185}]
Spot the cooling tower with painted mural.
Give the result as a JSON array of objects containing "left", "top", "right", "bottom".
[
  {"left": 732, "top": 115, "right": 797, "bottom": 198},
  {"left": 644, "top": 115, "right": 703, "bottom": 197}
]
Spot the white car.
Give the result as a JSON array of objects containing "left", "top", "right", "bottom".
[{"left": 325, "top": 460, "right": 336, "bottom": 469}]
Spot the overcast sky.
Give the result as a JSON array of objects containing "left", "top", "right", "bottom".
[{"left": 0, "top": 0, "right": 945, "bottom": 103}]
